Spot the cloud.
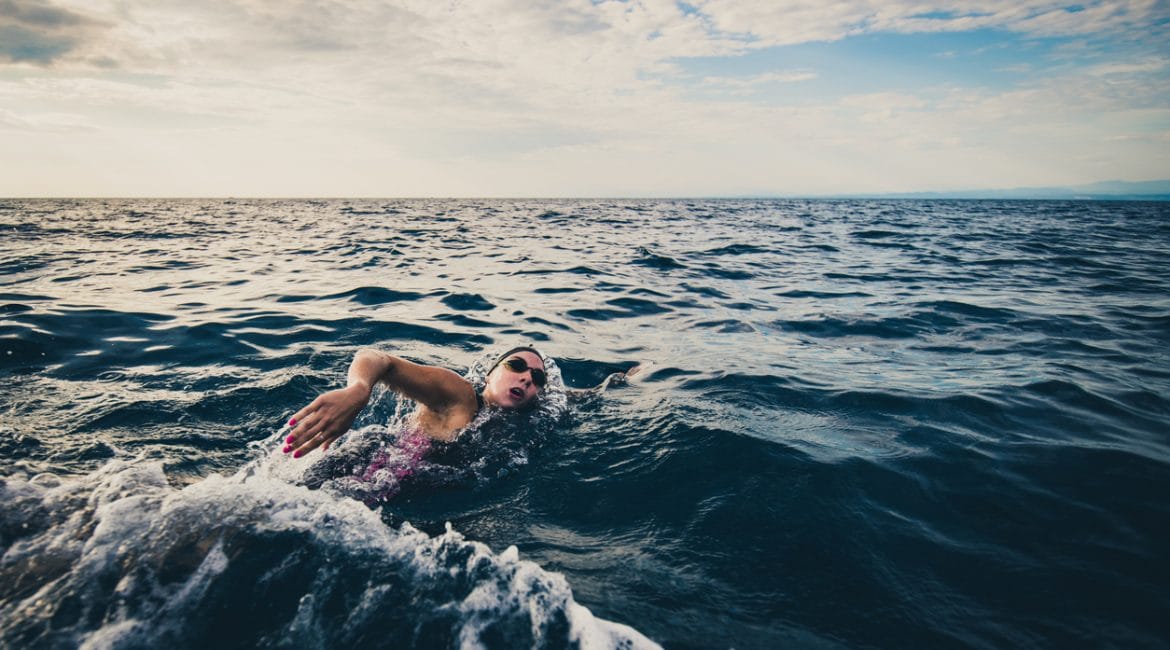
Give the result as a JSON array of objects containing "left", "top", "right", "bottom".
[
  {"left": 1087, "top": 57, "right": 1170, "bottom": 76},
  {"left": 692, "top": 1, "right": 1170, "bottom": 45},
  {"left": 0, "top": 0, "right": 106, "bottom": 65},
  {"left": 701, "top": 70, "right": 817, "bottom": 89},
  {"left": 2, "top": 1, "right": 1168, "bottom": 195},
  {"left": 0, "top": 106, "right": 93, "bottom": 131}
]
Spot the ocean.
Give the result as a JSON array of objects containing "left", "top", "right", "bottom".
[{"left": 1, "top": 198, "right": 1168, "bottom": 648}]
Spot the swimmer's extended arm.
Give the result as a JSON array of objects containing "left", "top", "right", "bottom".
[{"left": 284, "top": 349, "right": 476, "bottom": 457}]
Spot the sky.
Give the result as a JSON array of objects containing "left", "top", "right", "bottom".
[{"left": 2, "top": 0, "right": 1169, "bottom": 197}]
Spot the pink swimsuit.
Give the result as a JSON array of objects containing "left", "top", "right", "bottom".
[
  {"left": 352, "top": 394, "right": 482, "bottom": 502},
  {"left": 360, "top": 427, "right": 432, "bottom": 484}
]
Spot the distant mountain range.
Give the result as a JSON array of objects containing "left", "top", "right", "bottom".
[{"left": 837, "top": 180, "right": 1170, "bottom": 200}]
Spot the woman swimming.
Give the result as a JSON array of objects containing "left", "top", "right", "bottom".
[{"left": 283, "top": 346, "right": 637, "bottom": 458}]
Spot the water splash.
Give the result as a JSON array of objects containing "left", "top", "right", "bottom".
[{"left": 0, "top": 459, "right": 657, "bottom": 648}]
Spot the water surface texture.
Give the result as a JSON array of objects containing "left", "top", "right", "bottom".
[{"left": 2, "top": 199, "right": 1169, "bottom": 648}]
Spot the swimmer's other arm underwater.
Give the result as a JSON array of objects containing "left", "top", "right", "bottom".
[{"left": 283, "top": 347, "right": 641, "bottom": 458}]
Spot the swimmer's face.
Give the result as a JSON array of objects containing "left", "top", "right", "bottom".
[{"left": 483, "top": 350, "right": 545, "bottom": 409}]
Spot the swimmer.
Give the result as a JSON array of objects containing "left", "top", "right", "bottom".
[{"left": 283, "top": 346, "right": 639, "bottom": 458}]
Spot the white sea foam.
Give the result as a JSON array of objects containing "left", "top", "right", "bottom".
[{"left": 0, "top": 458, "right": 658, "bottom": 648}]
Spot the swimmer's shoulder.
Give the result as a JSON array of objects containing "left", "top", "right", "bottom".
[{"left": 415, "top": 378, "right": 480, "bottom": 442}]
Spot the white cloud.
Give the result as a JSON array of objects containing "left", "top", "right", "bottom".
[
  {"left": 1, "top": 0, "right": 1168, "bottom": 195},
  {"left": 0, "top": 106, "right": 93, "bottom": 131},
  {"left": 693, "top": 1, "right": 1170, "bottom": 44},
  {"left": 1087, "top": 57, "right": 1170, "bottom": 76},
  {"left": 701, "top": 70, "right": 817, "bottom": 88}
]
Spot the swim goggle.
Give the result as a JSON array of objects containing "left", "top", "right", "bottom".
[{"left": 501, "top": 357, "right": 547, "bottom": 388}]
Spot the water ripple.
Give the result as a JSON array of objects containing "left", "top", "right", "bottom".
[{"left": 2, "top": 198, "right": 1168, "bottom": 648}]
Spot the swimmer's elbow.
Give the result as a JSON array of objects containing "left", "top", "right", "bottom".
[
  {"left": 357, "top": 348, "right": 404, "bottom": 368},
  {"left": 350, "top": 349, "right": 402, "bottom": 386},
  {"left": 355, "top": 348, "right": 389, "bottom": 362}
]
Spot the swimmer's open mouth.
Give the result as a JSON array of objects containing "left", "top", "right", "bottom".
[{"left": 509, "top": 387, "right": 524, "bottom": 399}]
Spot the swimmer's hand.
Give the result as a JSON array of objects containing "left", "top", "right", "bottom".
[
  {"left": 610, "top": 363, "right": 645, "bottom": 385},
  {"left": 283, "top": 382, "right": 371, "bottom": 458},
  {"left": 567, "top": 363, "right": 646, "bottom": 400}
]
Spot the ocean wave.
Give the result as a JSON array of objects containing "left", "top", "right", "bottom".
[
  {"left": 0, "top": 461, "right": 657, "bottom": 649},
  {"left": 4, "top": 198, "right": 1169, "bottom": 647}
]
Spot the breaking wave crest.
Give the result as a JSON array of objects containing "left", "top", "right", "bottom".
[{"left": 0, "top": 457, "right": 655, "bottom": 649}]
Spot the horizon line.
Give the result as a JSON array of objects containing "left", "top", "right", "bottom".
[{"left": 4, "top": 195, "right": 1170, "bottom": 201}]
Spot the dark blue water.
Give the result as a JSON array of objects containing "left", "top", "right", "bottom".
[{"left": 2, "top": 199, "right": 1168, "bottom": 648}]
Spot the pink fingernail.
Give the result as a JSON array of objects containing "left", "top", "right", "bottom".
[
  {"left": 293, "top": 450, "right": 303, "bottom": 458},
  {"left": 286, "top": 435, "right": 295, "bottom": 444},
  {"left": 288, "top": 418, "right": 297, "bottom": 426}
]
